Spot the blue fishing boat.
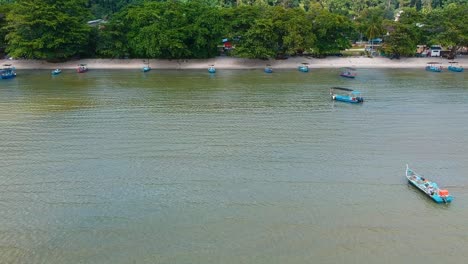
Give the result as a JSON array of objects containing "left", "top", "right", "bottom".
[
  {"left": 406, "top": 165, "right": 453, "bottom": 203},
  {"left": 425, "top": 62, "right": 442, "bottom": 72},
  {"left": 264, "top": 65, "right": 273, "bottom": 73},
  {"left": 339, "top": 67, "right": 356, "bottom": 78},
  {"left": 208, "top": 65, "right": 216, "bottom": 73},
  {"left": 448, "top": 61, "right": 463, "bottom": 72},
  {"left": 51, "top": 69, "right": 62, "bottom": 75},
  {"left": 1, "top": 64, "right": 16, "bottom": 79},
  {"left": 330, "top": 87, "right": 364, "bottom": 104},
  {"left": 142, "top": 59, "right": 151, "bottom": 72},
  {"left": 298, "top": 63, "right": 309, "bottom": 72}
]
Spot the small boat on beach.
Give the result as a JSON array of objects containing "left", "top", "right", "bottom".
[
  {"left": 142, "top": 59, "right": 151, "bottom": 72},
  {"left": 330, "top": 87, "right": 364, "bottom": 104},
  {"left": 340, "top": 67, "right": 357, "bottom": 78},
  {"left": 406, "top": 164, "right": 453, "bottom": 203},
  {"left": 264, "top": 65, "right": 273, "bottom": 73},
  {"left": 448, "top": 61, "right": 463, "bottom": 72},
  {"left": 208, "top": 65, "right": 216, "bottom": 73},
  {"left": 51, "top": 69, "right": 62, "bottom": 75},
  {"left": 298, "top": 63, "right": 309, "bottom": 72},
  {"left": 77, "top": 64, "right": 88, "bottom": 73},
  {"left": 425, "top": 62, "right": 442, "bottom": 72},
  {"left": 1, "top": 64, "right": 16, "bottom": 79}
]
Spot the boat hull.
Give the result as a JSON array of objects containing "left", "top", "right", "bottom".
[
  {"left": 426, "top": 66, "right": 442, "bottom": 72},
  {"left": 1, "top": 74, "right": 16, "bottom": 79},
  {"left": 448, "top": 66, "right": 463, "bottom": 72},
  {"left": 332, "top": 94, "right": 363, "bottom": 103}
]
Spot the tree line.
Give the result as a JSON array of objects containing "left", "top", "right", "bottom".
[{"left": 0, "top": 0, "right": 466, "bottom": 61}]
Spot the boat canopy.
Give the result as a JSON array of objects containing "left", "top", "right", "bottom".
[
  {"left": 427, "top": 62, "right": 441, "bottom": 64},
  {"left": 448, "top": 61, "right": 459, "bottom": 64},
  {"left": 331, "top": 87, "right": 354, "bottom": 92},
  {"left": 341, "top": 67, "right": 356, "bottom": 71}
]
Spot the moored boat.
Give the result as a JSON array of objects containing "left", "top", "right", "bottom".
[
  {"left": 264, "top": 65, "right": 273, "bottom": 73},
  {"left": 77, "top": 64, "right": 88, "bottom": 73},
  {"left": 142, "top": 66, "right": 151, "bottom": 72},
  {"left": 339, "top": 67, "right": 357, "bottom": 78},
  {"left": 1, "top": 64, "right": 16, "bottom": 79},
  {"left": 425, "top": 62, "right": 442, "bottom": 72},
  {"left": 298, "top": 63, "right": 309, "bottom": 72},
  {"left": 330, "top": 87, "right": 364, "bottom": 104},
  {"left": 51, "top": 69, "right": 62, "bottom": 75},
  {"left": 406, "top": 164, "right": 453, "bottom": 203},
  {"left": 208, "top": 65, "right": 216, "bottom": 73},
  {"left": 448, "top": 61, "right": 464, "bottom": 72}
]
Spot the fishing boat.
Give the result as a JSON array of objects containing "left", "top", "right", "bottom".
[
  {"left": 298, "top": 63, "right": 309, "bottom": 72},
  {"left": 264, "top": 65, "right": 273, "bottom": 73},
  {"left": 425, "top": 62, "right": 442, "bottom": 72},
  {"left": 1, "top": 64, "right": 16, "bottom": 79},
  {"left": 142, "top": 59, "right": 151, "bottom": 72},
  {"left": 208, "top": 65, "right": 216, "bottom": 73},
  {"left": 406, "top": 165, "right": 453, "bottom": 203},
  {"left": 448, "top": 61, "right": 464, "bottom": 72},
  {"left": 77, "top": 64, "right": 88, "bottom": 73},
  {"left": 330, "top": 87, "right": 364, "bottom": 104},
  {"left": 51, "top": 69, "right": 62, "bottom": 75},
  {"left": 339, "top": 67, "right": 357, "bottom": 78}
]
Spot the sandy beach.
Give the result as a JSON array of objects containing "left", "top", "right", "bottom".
[{"left": 2, "top": 55, "right": 467, "bottom": 70}]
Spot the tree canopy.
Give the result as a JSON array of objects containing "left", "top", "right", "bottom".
[{"left": 1, "top": 0, "right": 466, "bottom": 60}]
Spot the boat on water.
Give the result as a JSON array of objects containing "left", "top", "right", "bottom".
[
  {"left": 330, "top": 87, "right": 364, "bottom": 104},
  {"left": 298, "top": 63, "right": 309, "bottom": 72},
  {"left": 339, "top": 67, "right": 357, "bottom": 78},
  {"left": 77, "top": 64, "right": 88, "bottom": 73},
  {"left": 1, "top": 64, "right": 16, "bottom": 79},
  {"left": 425, "top": 62, "right": 442, "bottom": 72},
  {"left": 208, "top": 65, "right": 216, "bottom": 73},
  {"left": 142, "top": 66, "right": 151, "bottom": 72},
  {"left": 448, "top": 61, "right": 464, "bottom": 72},
  {"left": 51, "top": 69, "right": 62, "bottom": 75},
  {"left": 264, "top": 65, "right": 273, "bottom": 73},
  {"left": 406, "top": 165, "right": 453, "bottom": 203}
]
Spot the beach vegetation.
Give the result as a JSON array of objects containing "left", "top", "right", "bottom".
[
  {"left": 5, "top": 0, "right": 91, "bottom": 61},
  {"left": 0, "top": 0, "right": 466, "bottom": 60}
]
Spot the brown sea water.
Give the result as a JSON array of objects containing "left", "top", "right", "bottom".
[{"left": 1, "top": 68, "right": 467, "bottom": 263}]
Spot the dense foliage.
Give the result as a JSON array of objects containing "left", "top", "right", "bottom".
[{"left": 1, "top": 0, "right": 467, "bottom": 60}]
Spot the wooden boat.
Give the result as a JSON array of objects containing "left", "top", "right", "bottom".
[
  {"left": 448, "top": 61, "right": 464, "bottom": 72},
  {"left": 425, "top": 62, "right": 442, "bottom": 72},
  {"left": 77, "top": 64, "right": 88, "bottom": 73},
  {"left": 330, "top": 87, "right": 364, "bottom": 104},
  {"left": 406, "top": 165, "right": 453, "bottom": 203},
  {"left": 51, "top": 69, "right": 62, "bottom": 75},
  {"left": 298, "top": 62, "right": 309, "bottom": 72},
  {"left": 340, "top": 67, "right": 357, "bottom": 78},
  {"left": 1, "top": 64, "right": 16, "bottom": 79},
  {"left": 264, "top": 65, "right": 273, "bottom": 73},
  {"left": 208, "top": 65, "right": 216, "bottom": 73}
]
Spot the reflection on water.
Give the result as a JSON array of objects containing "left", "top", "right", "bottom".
[{"left": 1, "top": 69, "right": 467, "bottom": 263}]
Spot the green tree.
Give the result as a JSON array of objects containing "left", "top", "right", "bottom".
[
  {"left": 383, "top": 8, "right": 424, "bottom": 57},
  {"left": 309, "top": 9, "right": 354, "bottom": 56},
  {"left": 5, "top": 0, "right": 91, "bottom": 60},
  {"left": 423, "top": 3, "right": 468, "bottom": 58}
]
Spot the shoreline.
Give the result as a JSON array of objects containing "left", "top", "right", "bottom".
[{"left": 2, "top": 56, "right": 467, "bottom": 70}]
